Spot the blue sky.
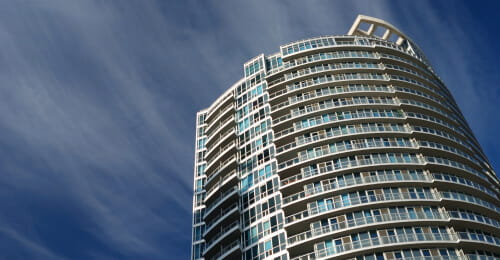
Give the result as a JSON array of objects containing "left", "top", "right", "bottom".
[{"left": 0, "top": 0, "right": 498, "bottom": 259}]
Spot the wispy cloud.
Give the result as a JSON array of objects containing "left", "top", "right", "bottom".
[{"left": 0, "top": 0, "right": 496, "bottom": 259}]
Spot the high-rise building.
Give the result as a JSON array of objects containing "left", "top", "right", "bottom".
[{"left": 191, "top": 15, "right": 500, "bottom": 260}]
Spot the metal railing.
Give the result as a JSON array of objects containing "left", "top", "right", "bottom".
[
  {"left": 283, "top": 171, "right": 431, "bottom": 205},
  {"left": 276, "top": 124, "right": 410, "bottom": 154},
  {"left": 281, "top": 155, "right": 423, "bottom": 187},
  {"left": 204, "top": 186, "right": 238, "bottom": 216},
  {"left": 278, "top": 139, "right": 416, "bottom": 170},
  {"left": 204, "top": 220, "right": 240, "bottom": 252},
  {"left": 285, "top": 191, "right": 439, "bottom": 224},
  {"left": 293, "top": 232, "right": 458, "bottom": 260},
  {"left": 288, "top": 211, "right": 448, "bottom": 245}
]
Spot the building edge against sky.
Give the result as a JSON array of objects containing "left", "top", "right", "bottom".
[{"left": 191, "top": 15, "right": 500, "bottom": 260}]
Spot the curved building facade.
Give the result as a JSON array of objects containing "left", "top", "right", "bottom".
[{"left": 191, "top": 15, "right": 500, "bottom": 260}]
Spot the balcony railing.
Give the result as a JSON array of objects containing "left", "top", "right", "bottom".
[
  {"left": 281, "top": 155, "right": 424, "bottom": 188},
  {"left": 276, "top": 124, "right": 410, "bottom": 154},
  {"left": 204, "top": 220, "right": 240, "bottom": 252},
  {"left": 204, "top": 203, "right": 239, "bottom": 234},
  {"left": 206, "top": 170, "right": 237, "bottom": 199},
  {"left": 293, "top": 232, "right": 459, "bottom": 260},
  {"left": 286, "top": 191, "right": 439, "bottom": 224},
  {"left": 288, "top": 211, "right": 448, "bottom": 246},
  {"left": 209, "top": 240, "right": 240, "bottom": 260},
  {"left": 204, "top": 186, "right": 238, "bottom": 216},
  {"left": 206, "top": 141, "right": 236, "bottom": 166},
  {"left": 207, "top": 115, "right": 234, "bottom": 138},
  {"left": 273, "top": 97, "right": 396, "bottom": 125},
  {"left": 206, "top": 155, "right": 236, "bottom": 181},
  {"left": 283, "top": 172, "right": 431, "bottom": 205},
  {"left": 278, "top": 139, "right": 416, "bottom": 170}
]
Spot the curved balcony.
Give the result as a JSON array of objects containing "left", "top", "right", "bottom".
[
  {"left": 287, "top": 211, "right": 449, "bottom": 255},
  {"left": 277, "top": 139, "right": 418, "bottom": 178},
  {"left": 440, "top": 191, "right": 500, "bottom": 216},
  {"left": 406, "top": 112, "right": 467, "bottom": 141},
  {"left": 205, "top": 170, "right": 238, "bottom": 202},
  {"left": 448, "top": 210, "right": 500, "bottom": 234},
  {"left": 269, "top": 62, "right": 384, "bottom": 93},
  {"left": 424, "top": 156, "right": 490, "bottom": 183},
  {"left": 292, "top": 232, "right": 459, "bottom": 260},
  {"left": 204, "top": 186, "right": 238, "bottom": 220},
  {"left": 418, "top": 141, "right": 481, "bottom": 170},
  {"left": 205, "top": 103, "right": 234, "bottom": 127},
  {"left": 208, "top": 240, "right": 240, "bottom": 260},
  {"left": 273, "top": 86, "right": 396, "bottom": 121},
  {"left": 273, "top": 96, "right": 398, "bottom": 131},
  {"left": 269, "top": 72, "right": 389, "bottom": 105},
  {"left": 206, "top": 125, "right": 234, "bottom": 149},
  {"left": 274, "top": 109, "right": 406, "bottom": 145},
  {"left": 411, "top": 125, "right": 472, "bottom": 155},
  {"left": 432, "top": 173, "right": 498, "bottom": 200},
  {"left": 205, "top": 155, "right": 236, "bottom": 184},
  {"left": 206, "top": 115, "right": 234, "bottom": 141},
  {"left": 380, "top": 52, "right": 436, "bottom": 80},
  {"left": 283, "top": 171, "right": 432, "bottom": 208},
  {"left": 279, "top": 36, "right": 423, "bottom": 66},
  {"left": 285, "top": 191, "right": 440, "bottom": 231},
  {"left": 204, "top": 202, "right": 239, "bottom": 238},
  {"left": 394, "top": 85, "right": 459, "bottom": 118},
  {"left": 267, "top": 50, "right": 379, "bottom": 79},
  {"left": 205, "top": 93, "right": 233, "bottom": 122},
  {"left": 456, "top": 232, "right": 500, "bottom": 255},
  {"left": 203, "top": 220, "right": 240, "bottom": 257},
  {"left": 385, "top": 64, "right": 446, "bottom": 97},
  {"left": 280, "top": 153, "right": 425, "bottom": 194},
  {"left": 276, "top": 123, "right": 411, "bottom": 157},
  {"left": 205, "top": 141, "right": 236, "bottom": 170}
]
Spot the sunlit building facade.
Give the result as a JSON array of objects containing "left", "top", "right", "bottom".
[{"left": 191, "top": 15, "right": 500, "bottom": 260}]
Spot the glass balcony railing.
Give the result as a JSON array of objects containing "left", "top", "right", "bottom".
[
  {"left": 204, "top": 203, "right": 239, "bottom": 234},
  {"left": 204, "top": 220, "right": 240, "bottom": 252},
  {"left": 293, "top": 232, "right": 459, "bottom": 260},
  {"left": 277, "top": 124, "right": 410, "bottom": 154},
  {"left": 286, "top": 191, "right": 439, "bottom": 224},
  {"left": 278, "top": 139, "right": 416, "bottom": 170},
  {"left": 204, "top": 186, "right": 238, "bottom": 216},
  {"left": 288, "top": 211, "right": 448, "bottom": 246},
  {"left": 283, "top": 172, "right": 431, "bottom": 205},
  {"left": 206, "top": 141, "right": 236, "bottom": 166},
  {"left": 281, "top": 155, "right": 424, "bottom": 188},
  {"left": 273, "top": 97, "right": 396, "bottom": 125},
  {"left": 209, "top": 240, "right": 240, "bottom": 260}
]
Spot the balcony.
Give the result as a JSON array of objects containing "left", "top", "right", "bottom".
[
  {"left": 206, "top": 127, "right": 235, "bottom": 151},
  {"left": 205, "top": 171, "right": 238, "bottom": 202},
  {"left": 203, "top": 221, "right": 240, "bottom": 256},
  {"left": 204, "top": 186, "right": 238, "bottom": 220},
  {"left": 287, "top": 211, "right": 449, "bottom": 255},
  {"left": 206, "top": 115, "right": 234, "bottom": 140},
  {"left": 206, "top": 141, "right": 236, "bottom": 170},
  {"left": 204, "top": 203, "right": 239, "bottom": 237},
  {"left": 285, "top": 191, "right": 440, "bottom": 228},
  {"left": 206, "top": 169, "right": 236, "bottom": 192},
  {"left": 283, "top": 171, "right": 432, "bottom": 207},
  {"left": 280, "top": 155, "right": 424, "bottom": 193},
  {"left": 276, "top": 124, "right": 411, "bottom": 156},
  {"left": 292, "top": 232, "right": 459, "bottom": 260},
  {"left": 208, "top": 240, "right": 240, "bottom": 260},
  {"left": 278, "top": 139, "right": 417, "bottom": 174},
  {"left": 205, "top": 155, "right": 237, "bottom": 184},
  {"left": 206, "top": 103, "right": 234, "bottom": 126},
  {"left": 273, "top": 97, "right": 397, "bottom": 131}
]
